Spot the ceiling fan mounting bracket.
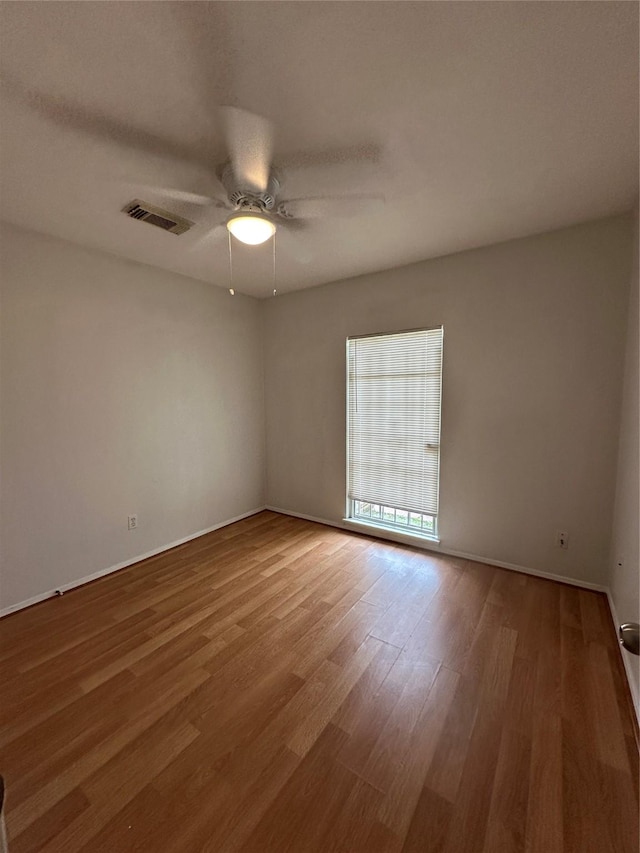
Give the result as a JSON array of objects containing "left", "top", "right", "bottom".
[{"left": 230, "top": 192, "right": 273, "bottom": 212}]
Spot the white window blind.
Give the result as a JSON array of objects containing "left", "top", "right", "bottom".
[{"left": 347, "top": 327, "right": 443, "bottom": 520}]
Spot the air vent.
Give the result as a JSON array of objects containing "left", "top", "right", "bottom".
[{"left": 122, "top": 200, "right": 194, "bottom": 235}]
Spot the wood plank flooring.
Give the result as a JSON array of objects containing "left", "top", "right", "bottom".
[{"left": 1, "top": 511, "right": 637, "bottom": 852}]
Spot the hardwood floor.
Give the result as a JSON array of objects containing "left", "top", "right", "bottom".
[{"left": 1, "top": 511, "right": 637, "bottom": 852}]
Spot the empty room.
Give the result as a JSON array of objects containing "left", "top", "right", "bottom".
[{"left": 0, "top": 2, "right": 638, "bottom": 852}]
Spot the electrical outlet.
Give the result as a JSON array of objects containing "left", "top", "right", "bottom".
[
  {"left": 128, "top": 515, "right": 138, "bottom": 530},
  {"left": 557, "top": 530, "right": 568, "bottom": 549}
]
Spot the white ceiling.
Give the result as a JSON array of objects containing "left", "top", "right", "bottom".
[{"left": 0, "top": 2, "right": 637, "bottom": 298}]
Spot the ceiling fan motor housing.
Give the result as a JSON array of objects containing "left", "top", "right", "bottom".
[{"left": 220, "top": 163, "right": 280, "bottom": 211}]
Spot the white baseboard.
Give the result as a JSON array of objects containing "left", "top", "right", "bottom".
[
  {"left": 605, "top": 591, "right": 640, "bottom": 727},
  {"left": 266, "top": 505, "right": 607, "bottom": 592},
  {"left": 0, "top": 506, "right": 266, "bottom": 618}
]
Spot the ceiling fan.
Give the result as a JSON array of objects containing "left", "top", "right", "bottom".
[
  {"left": 136, "top": 106, "right": 385, "bottom": 249},
  {"left": 1, "top": 73, "right": 385, "bottom": 258}
]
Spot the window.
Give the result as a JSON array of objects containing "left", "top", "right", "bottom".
[{"left": 346, "top": 327, "right": 443, "bottom": 539}]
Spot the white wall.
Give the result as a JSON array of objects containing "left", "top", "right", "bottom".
[
  {"left": 264, "top": 215, "right": 633, "bottom": 587},
  {"left": 0, "top": 223, "right": 265, "bottom": 612},
  {"left": 610, "top": 207, "right": 639, "bottom": 713}
]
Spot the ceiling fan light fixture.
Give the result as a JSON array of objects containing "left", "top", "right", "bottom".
[{"left": 226, "top": 212, "right": 276, "bottom": 245}]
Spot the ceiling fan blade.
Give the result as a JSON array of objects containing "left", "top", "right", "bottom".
[
  {"left": 279, "top": 195, "right": 385, "bottom": 220},
  {"left": 119, "top": 183, "right": 228, "bottom": 208},
  {"left": 155, "top": 187, "right": 227, "bottom": 207},
  {"left": 2, "top": 73, "right": 214, "bottom": 172},
  {"left": 276, "top": 143, "right": 383, "bottom": 194},
  {"left": 278, "top": 142, "right": 381, "bottom": 172},
  {"left": 219, "top": 106, "right": 273, "bottom": 194}
]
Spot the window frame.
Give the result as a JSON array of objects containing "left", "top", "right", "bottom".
[{"left": 345, "top": 325, "right": 443, "bottom": 542}]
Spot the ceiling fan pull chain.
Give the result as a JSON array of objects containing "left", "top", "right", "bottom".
[
  {"left": 272, "top": 231, "right": 277, "bottom": 297},
  {"left": 228, "top": 231, "right": 235, "bottom": 296}
]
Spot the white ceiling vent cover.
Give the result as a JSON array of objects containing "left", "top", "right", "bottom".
[{"left": 122, "top": 200, "right": 194, "bottom": 235}]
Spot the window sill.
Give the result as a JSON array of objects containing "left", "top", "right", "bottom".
[{"left": 342, "top": 518, "right": 441, "bottom": 548}]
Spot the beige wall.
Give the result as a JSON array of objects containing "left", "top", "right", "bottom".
[
  {"left": 0, "top": 223, "right": 265, "bottom": 611},
  {"left": 1, "top": 214, "right": 634, "bottom": 615},
  {"left": 610, "top": 207, "right": 639, "bottom": 713},
  {"left": 264, "top": 216, "right": 633, "bottom": 587}
]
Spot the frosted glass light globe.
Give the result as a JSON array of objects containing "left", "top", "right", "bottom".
[{"left": 226, "top": 213, "right": 276, "bottom": 245}]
